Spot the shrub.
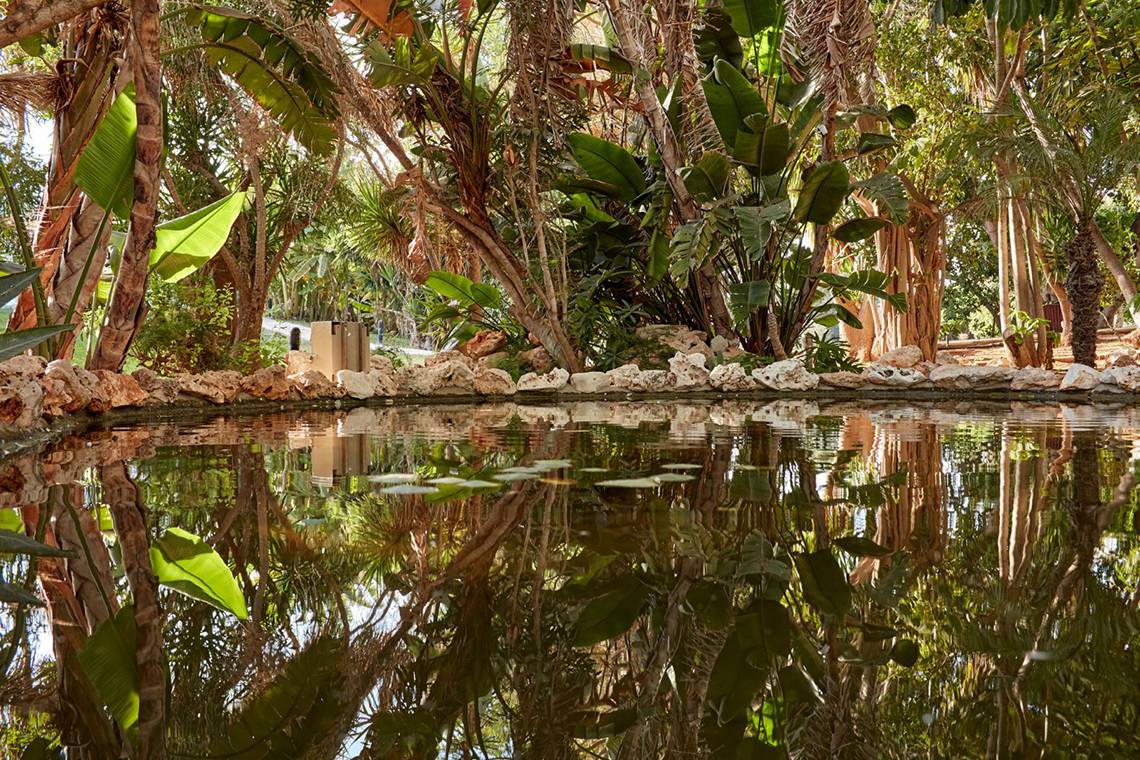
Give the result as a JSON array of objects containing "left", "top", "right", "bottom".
[{"left": 130, "top": 280, "right": 235, "bottom": 374}]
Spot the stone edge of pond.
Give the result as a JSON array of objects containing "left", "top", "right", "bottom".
[{"left": 1, "top": 382, "right": 1132, "bottom": 464}]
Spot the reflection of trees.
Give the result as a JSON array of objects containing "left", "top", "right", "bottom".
[{"left": 3, "top": 408, "right": 1140, "bottom": 756}]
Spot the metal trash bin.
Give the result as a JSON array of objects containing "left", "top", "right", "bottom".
[{"left": 311, "top": 321, "right": 369, "bottom": 379}]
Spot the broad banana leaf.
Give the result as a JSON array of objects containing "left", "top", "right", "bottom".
[
  {"left": 150, "top": 192, "right": 248, "bottom": 283},
  {"left": 567, "top": 133, "right": 647, "bottom": 202},
  {"left": 74, "top": 89, "right": 136, "bottom": 218}
]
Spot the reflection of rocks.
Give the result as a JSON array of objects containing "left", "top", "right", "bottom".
[
  {"left": 753, "top": 359, "right": 818, "bottom": 391},
  {"left": 516, "top": 405, "right": 571, "bottom": 426},
  {"left": 518, "top": 368, "right": 570, "bottom": 392},
  {"left": 474, "top": 367, "right": 517, "bottom": 396},
  {"left": 865, "top": 363, "right": 927, "bottom": 387},
  {"left": 339, "top": 406, "right": 379, "bottom": 435},
  {"left": 709, "top": 363, "right": 757, "bottom": 391},
  {"left": 1060, "top": 364, "right": 1100, "bottom": 391},
  {"left": 667, "top": 352, "right": 712, "bottom": 391},
  {"left": 751, "top": 399, "right": 820, "bottom": 429}
]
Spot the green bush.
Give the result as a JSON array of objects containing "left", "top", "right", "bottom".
[{"left": 131, "top": 279, "right": 235, "bottom": 374}]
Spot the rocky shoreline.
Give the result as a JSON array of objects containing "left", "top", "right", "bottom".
[{"left": 0, "top": 343, "right": 1138, "bottom": 448}]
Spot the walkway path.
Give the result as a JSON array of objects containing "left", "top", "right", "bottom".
[{"left": 262, "top": 317, "right": 435, "bottom": 359}]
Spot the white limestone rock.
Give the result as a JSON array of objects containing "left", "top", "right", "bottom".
[
  {"left": 1059, "top": 363, "right": 1100, "bottom": 391},
  {"left": 630, "top": 369, "right": 670, "bottom": 392},
  {"left": 409, "top": 360, "right": 477, "bottom": 396},
  {"left": 474, "top": 367, "right": 517, "bottom": 395},
  {"left": 865, "top": 362, "right": 927, "bottom": 388},
  {"left": 752, "top": 359, "right": 819, "bottom": 391},
  {"left": 517, "top": 367, "right": 570, "bottom": 392},
  {"left": 336, "top": 369, "right": 378, "bottom": 399},
  {"left": 819, "top": 371, "right": 868, "bottom": 389},
  {"left": 1010, "top": 367, "right": 1060, "bottom": 391},
  {"left": 1098, "top": 366, "right": 1140, "bottom": 393},
  {"left": 606, "top": 364, "right": 642, "bottom": 391},
  {"left": 568, "top": 371, "right": 613, "bottom": 394},
  {"left": 708, "top": 362, "right": 758, "bottom": 392},
  {"left": 667, "top": 352, "right": 712, "bottom": 391},
  {"left": 878, "top": 345, "right": 924, "bottom": 369},
  {"left": 928, "top": 364, "right": 1014, "bottom": 390}
]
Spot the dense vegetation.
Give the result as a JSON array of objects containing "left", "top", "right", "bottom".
[{"left": 0, "top": 0, "right": 1136, "bottom": 374}]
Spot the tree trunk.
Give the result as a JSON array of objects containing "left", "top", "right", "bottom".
[
  {"left": 0, "top": 0, "right": 106, "bottom": 50},
  {"left": 869, "top": 208, "right": 946, "bottom": 361},
  {"left": 7, "top": 11, "right": 120, "bottom": 335},
  {"left": 1090, "top": 221, "right": 1140, "bottom": 328},
  {"left": 1066, "top": 222, "right": 1103, "bottom": 367},
  {"left": 90, "top": 0, "right": 162, "bottom": 370}
]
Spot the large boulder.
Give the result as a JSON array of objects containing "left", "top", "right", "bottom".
[
  {"left": 178, "top": 370, "right": 243, "bottom": 403},
  {"left": 708, "top": 362, "right": 757, "bottom": 392},
  {"left": 284, "top": 350, "right": 314, "bottom": 375},
  {"left": 865, "top": 363, "right": 927, "bottom": 387},
  {"left": 606, "top": 364, "right": 641, "bottom": 391},
  {"left": 0, "top": 371, "right": 44, "bottom": 431},
  {"left": 290, "top": 369, "right": 341, "bottom": 399},
  {"left": 474, "top": 366, "right": 517, "bottom": 395},
  {"left": 568, "top": 371, "right": 613, "bottom": 394},
  {"left": 92, "top": 370, "right": 148, "bottom": 409},
  {"left": 460, "top": 330, "right": 508, "bottom": 359},
  {"left": 928, "top": 364, "right": 1014, "bottom": 390},
  {"left": 667, "top": 352, "right": 712, "bottom": 391},
  {"left": 1010, "top": 367, "right": 1060, "bottom": 391},
  {"left": 425, "top": 350, "right": 474, "bottom": 369},
  {"left": 240, "top": 366, "right": 293, "bottom": 401},
  {"left": 43, "top": 361, "right": 100, "bottom": 414},
  {"left": 131, "top": 367, "right": 179, "bottom": 405},
  {"left": 1105, "top": 348, "right": 1139, "bottom": 368},
  {"left": 370, "top": 354, "right": 395, "bottom": 373},
  {"left": 0, "top": 355, "right": 47, "bottom": 378},
  {"left": 752, "top": 359, "right": 819, "bottom": 391},
  {"left": 818, "top": 371, "right": 868, "bottom": 389},
  {"left": 1098, "top": 366, "right": 1140, "bottom": 393},
  {"left": 369, "top": 369, "right": 398, "bottom": 396},
  {"left": 877, "top": 345, "right": 924, "bottom": 369},
  {"left": 336, "top": 369, "right": 377, "bottom": 399},
  {"left": 1060, "top": 363, "right": 1100, "bottom": 391},
  {"left": 410, "top": 360, "right": 477, "bottom": 396},
  {"left": 517, "top": 367, "right": 570, "bottom": 392},
  {"left": 519, "top": 346, "right": 555, "bottom": 374},
  {"left": 635, "top": 324, "right": 713, "bottom": 358},
  {"left": 629, "top": 369, "right": 670, "bottom": 392}
]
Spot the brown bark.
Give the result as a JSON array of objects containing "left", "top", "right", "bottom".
[
  {"left": 0, "top": 0, "right": 106, "bottom": 50},
  {"left": 1066, "top": 223, "right": 1103, "bottom": 367},
  {"left": 1090, "top": 221, "right": 1140, "bottom": 327},
  {"left": 89, "top": 0, "right": 162, "bottom": 370},
  {"left": 102, "top": 463, "right": 166, "bottom": 759},
  {"left": 8, "top": 10, "right": 122, "bottom": 335}
]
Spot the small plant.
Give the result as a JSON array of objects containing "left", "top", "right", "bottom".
[
  {"left": 419, "top": 271, "right": 525, "bottom": 348},
  {"left": 804, "top": 333, "right": 863, "bottom": 373},
  {"left": 1007, "top": 310, "right": 1049, "bottom": 346},
  {"left": 130, "top": 279, "right": 235, "bottom": 374}
]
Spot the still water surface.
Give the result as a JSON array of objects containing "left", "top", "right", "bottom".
[{"left": 1, "top": 399, "right": 1138, "bottom": 757}]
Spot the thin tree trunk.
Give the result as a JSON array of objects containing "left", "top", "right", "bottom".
[
  {"left": 1090, "top": 221, "right": 1140, "bottom": 328},
  {"left": 90, "top": 0, "right": 162, "bottom": 370}
]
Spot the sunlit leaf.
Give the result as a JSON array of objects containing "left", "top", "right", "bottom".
[
  {"left": 78, "top": 605, "right": 139, "bottom": 738},
  {"left": 150, "top": 528, "right": 248, "bottom": 620},
  {"left": 150, "top": 192, "right": 248, "bottom": 283}
]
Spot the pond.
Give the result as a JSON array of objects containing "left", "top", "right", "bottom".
[{"left": 1, "top": 398, "right": 1138, "bottom": 757}]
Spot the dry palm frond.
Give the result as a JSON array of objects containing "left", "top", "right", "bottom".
[
  {"left": 0, "top": 70, "right": 60, "bottom": 118},
  {"left": 783, "top": 0, "right": 876, "bottom": 138}
]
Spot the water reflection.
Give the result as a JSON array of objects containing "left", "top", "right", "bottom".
[{"left": 1, "top": 400, "right": 1138, "bottom": 757}]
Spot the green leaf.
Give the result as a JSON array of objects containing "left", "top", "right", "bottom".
[
  {"left": 887, "top": 104, "right": 917, "bottom": 129},
  {"left": 572, "top": 574, "right": 651, "bottom": 646},
  {"left": 0, "top": 530, "right": 72, "bottom": 558},
  {"left": 424, "top": 270, "right": 477, "bottom": 306},
  {"left": 694, "top": 9, "right": 744, "bottom": 69},
  {"left": 733, "top": 207, "right": 773, "bottom": 260},
  {"left": 191, "top": 8, "right": 340, "bottom": 154},
  {"left": 681, "top": 152, "right": 730, "bottom": 201},
  {"left": 647, "top": 228, "right": 670, "bottom": 282},
  {"left": 703, "top": 60, "right": 765, "bottom": 148},
  {"left": 74, "top": 90, "right": 136, "bottom": 218},
  {"left": 150, "top": 192, "right": 247, "bottom": 283},
  {"left": 793, "top": 549, "right": 852, "bottom": 617},
  {"left": 793, "top": 161, "right": 849, "bottom": 225},
  {"left": 0, "top": 325, "right": 73, "bottom": 363},
  {"left": 832, "top": 217, "right": 888, "bottom": 243},
  {"left": 890, "top": 638, "right": 920, "bottom": 667},
  {"left": 733, "top": 122, "right": 790, "bottom": 176},
  {"left": 149, "top": 527, "right": 248, "bottom": 619},
  {"left": 833, "top": 535, "right": 893, "bottom": 557},
  {"left": 0, "top": 268, "right": 44, "bottom": 305},
  {"left": 851, "top": 172, "right": 908, "bottom": 224},
  {"left": 469, "top": 282, "right": 501, "bottom": 309},
  {"left": 722, "top": 0, "right": 782, "bottom": 37},
  {"left": 567, "top": 133, "right": 646, "bottom": 201},
  {"left": 857, "top": 132, "right": 898, "bottom": 155},
  {"left": 0, "top": 582, "right": 42, "bottom": 606},
  {"left": 728, "top": 280, "right": 770, "bottom": 327},
  {"left": 567, "top": 43, "right": 634, "bottom": 75},
  {"left": 78, "top": 605, "right": 140, "bottom": 738}
]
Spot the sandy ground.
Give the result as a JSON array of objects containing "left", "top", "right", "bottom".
[{"left": 938, "top": 331, "right": 1136, "bottom": 371}]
